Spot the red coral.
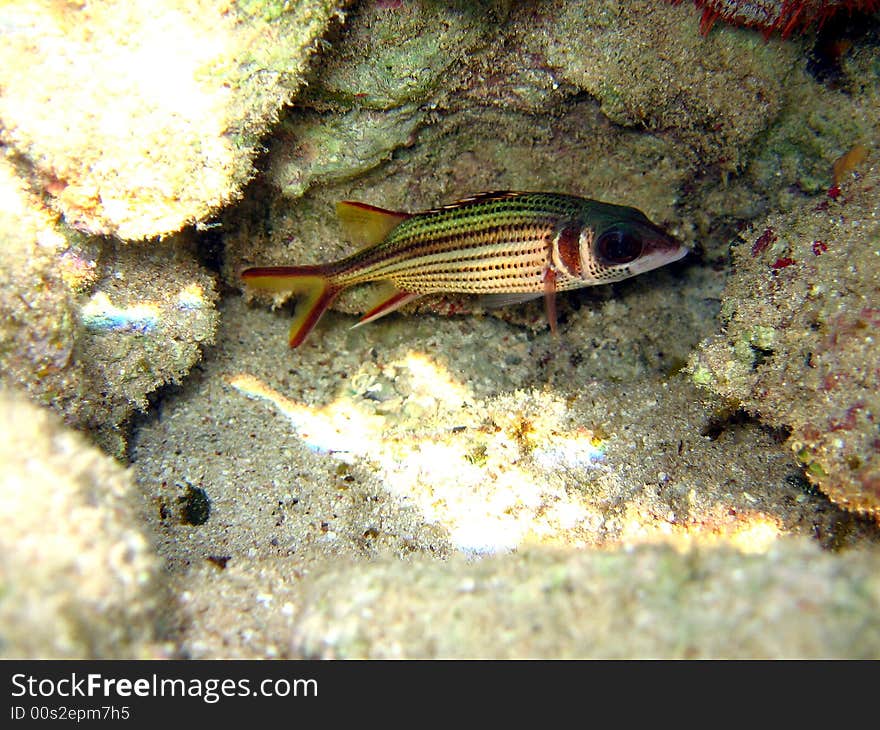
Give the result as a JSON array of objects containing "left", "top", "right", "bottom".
[
  {"left": 860, "top": 307, "right": 880, "bottom": 327},
  {"left": 751, "top": 227, "right": 777, "bottom": 256},
  {"left": 812, "top": 240, "right": 828, "bottom": 255},
  {"left": 829, "top": 403, "right": 865, "bottom": 432},
  {"left": 670, "top": 1, "right": 880, "bottom": 39},
  {"left": 771, "top": 257, "right": 796, "bottom": 269}
]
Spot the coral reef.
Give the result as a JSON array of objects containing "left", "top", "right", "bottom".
[
  {"left": 72, "top": 241, "right": 219, "bottom": 453},
  {"left": 269, "top": 105, "right": 425, "bottom": 198},
  {"left": 523, "top": 0, "right": 793, "bottom": 171},
  {"left": 2, "top": 0, "right": 880, "bottom": 660},
  {"left": 690, "top": 161, "right": 880, "bottom": 520},
  {"left": 0, "top": 155, "right": 81, "bottom": 402},
  {"left": 0, "top": 391, "right": 165, "bottom": 658},
  {"left": 671, "top": 0, "right": 880, "bottom": 38},
  {"left": 0, "top": 0, "right": 344, "bottom": 449},
  {"left": 300, "top": 0, "right": 492, "bottom": 111},
  {"left": 268, "top": 0, "right": 495, "bottom": 196},
  {"left": 0, "top": 0, "right": 343, "bottom": 240}
]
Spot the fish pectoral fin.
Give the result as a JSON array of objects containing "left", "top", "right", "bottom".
[
  {"left": 353, "top": 286, "right": 422, "bottom": 328},
  {"left": 477, "top": 292, "right": 544, "bottom": 309},
  {"left": 477, "top": 283, "right": 558, "bottom": 335},
  {"left": 543, "top": 267, "right": 559, "bottom": 337},
  {"left": 336, "top": 201, "right": 411, "bottom": 247}
]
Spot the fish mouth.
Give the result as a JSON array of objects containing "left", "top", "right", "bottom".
[
  {"left": 627, "top": 232, "right": 689, "bottom": 275},
  {"left": 635, "top": 219, "right": 689, "bottom": 263},
  {"left": 668, "top": 244, "right": 691, "bottom": 263}
]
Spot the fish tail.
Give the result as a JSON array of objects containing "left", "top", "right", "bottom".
[{"left": 241, "top": 265, "right": 340, "bottom": 348}]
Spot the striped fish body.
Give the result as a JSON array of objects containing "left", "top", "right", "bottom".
[{"left": 242, "top": 192, "right": 687, "bottom": 348}]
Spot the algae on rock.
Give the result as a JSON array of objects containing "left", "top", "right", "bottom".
[
  {"left": 689, "top": 162, "right": 880, "bottom": 521},
  {"left": 269, "top": 105, "right": 425, "bottom": 197},
  {"left": 268, "top": 0, "right": 495, "bottom": 200},
  {"left": 300, "top": 0, "right": 493, "bottom": 112},
  {"left": 0, "top": 391, "right": 165, "bottom": 658},
  {"left": 524, "top": 0, "right": 796, "bottom": 172},
  {"left": 290, "top": 541, "right": 880, "bottom": 658},
  {"left": 227, "top": 0, "right": 820, "bottom": 301}
]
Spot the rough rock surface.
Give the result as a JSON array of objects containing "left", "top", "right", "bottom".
[{"left": 0, "top": 154, "right": 219, "bottom": 454}]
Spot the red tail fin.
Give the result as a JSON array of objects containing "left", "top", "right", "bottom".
[{"left": 241, "top": 266, "right": 339, "bottom": 348}]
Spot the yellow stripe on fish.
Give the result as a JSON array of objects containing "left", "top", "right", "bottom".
[{"left": 241, "top": 191, "right": 688, "bottom": 348}]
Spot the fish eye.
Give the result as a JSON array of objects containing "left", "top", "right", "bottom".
[{"left": 596, "top": 227, "right": 643, "bottom": 265}]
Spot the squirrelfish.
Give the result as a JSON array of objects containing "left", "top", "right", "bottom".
[{"left": 242, "top": 191, "right": 688, "bottom": 348}]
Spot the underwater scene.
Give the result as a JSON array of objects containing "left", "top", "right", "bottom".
[{"left": 1, "top": 0, "right": 879, "bottom": 658}]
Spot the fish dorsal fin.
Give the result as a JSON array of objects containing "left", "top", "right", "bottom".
[
  {"left": 336, "top": 201, "right": 410, "bottom": 247},
  {"left": 422, "top": 190, "right": 521, "bottom": 214}
]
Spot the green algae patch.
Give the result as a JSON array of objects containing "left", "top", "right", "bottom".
[
  {"left": 691, "top": 364, "right": 715, "bottom": 388},
  {"left": 747, "top": 325, "right": 777, "bottom": 352},
  {"left": 301, "top": 0, "right": 493, "bottom": 111},
  {"left": 270, "top": 105, "right": 425, "bottom": 197},
  {"left": 235, "top": 0, "right": 299, "bottom": 23}
]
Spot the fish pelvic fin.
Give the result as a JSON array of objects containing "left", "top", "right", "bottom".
[
  {"left": 336, "top": 201, "right": 410, "bottom": 247},
  {"left": 241, "top": 266, "right": 339, "bottom": 348},
  {"left": 353, "top": 285, "right": 422, "bottom": 328},
  {"left": 543, "top": 267, "right": 558, "bottom": 337}
]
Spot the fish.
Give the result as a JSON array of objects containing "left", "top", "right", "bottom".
[{"left": 241, "top": 191, "right": 688, "bottom": 348}]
